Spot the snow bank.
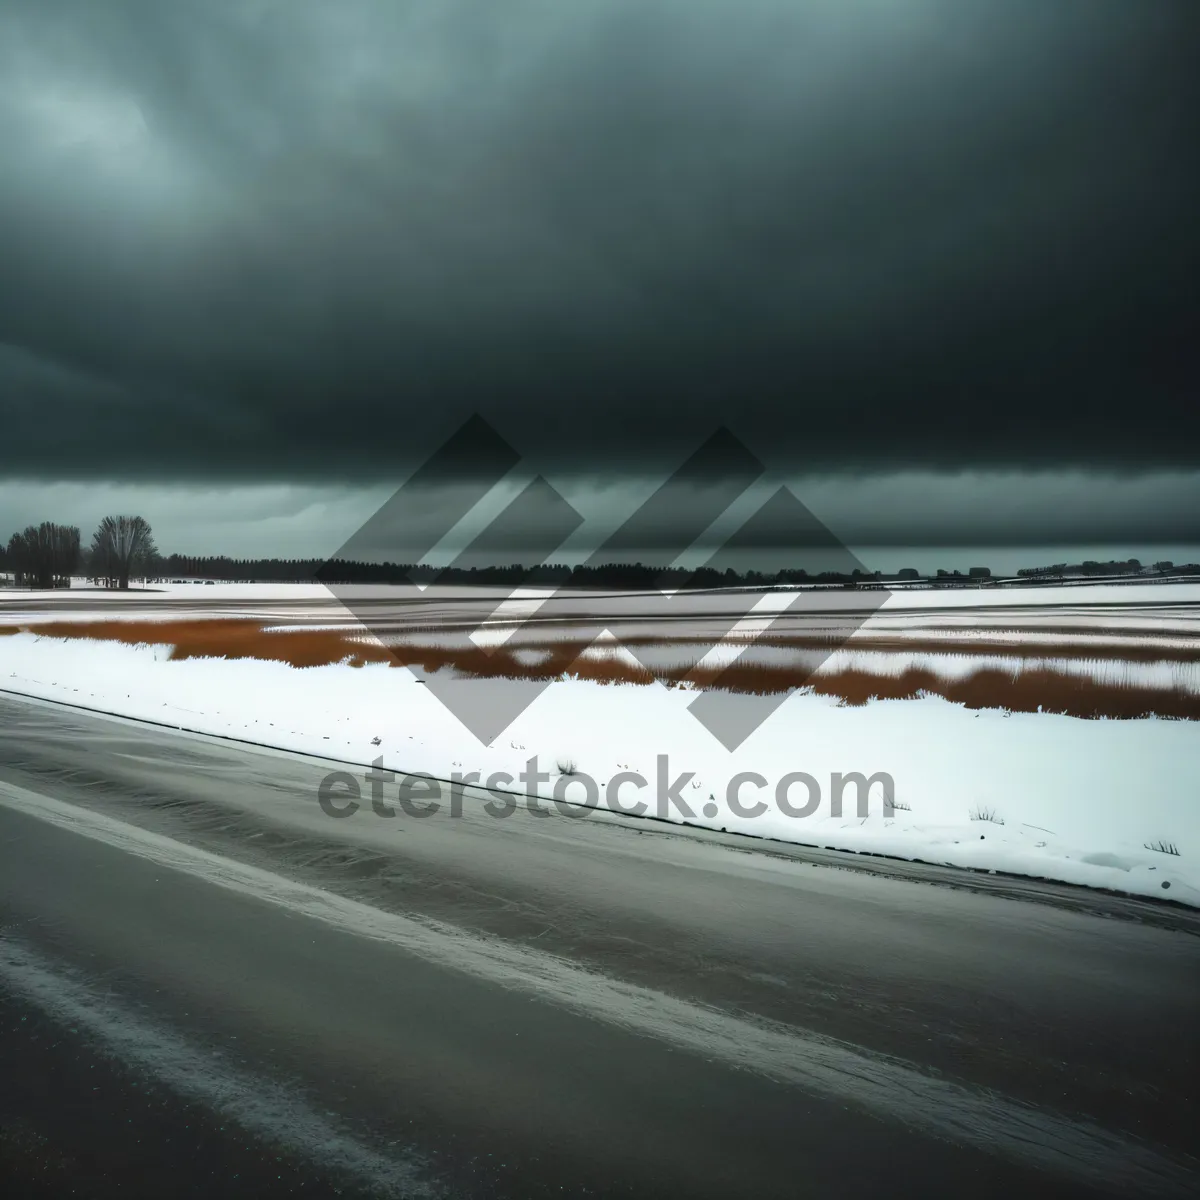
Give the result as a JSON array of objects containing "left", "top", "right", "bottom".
[{"left": 2, "top": 632, "right": 1196, "bottom": 906}]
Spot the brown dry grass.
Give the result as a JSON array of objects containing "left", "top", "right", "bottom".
[
  {"left": 2, "top": 618, "right": 1197, "bottom": 720},
  {"left": 596, "top": 631, "right": 1200, "bottom": 664},
  {"left": 802, "top": 666, "right": 1200, "bottom": 721},
  {"left": 0, "top": 620, "right": 395, "bottom": 669}
]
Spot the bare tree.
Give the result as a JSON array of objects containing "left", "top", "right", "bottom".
[
  {"left": 133, "top": 528, "right": 160, "bottom": 584},
  {"left": 6, "top": 523, "right": 80, "bottom": 588},
  {"left": 48, "top": 522, "right": 81, "bottom": 587},
  {"left": 90, "top": 515, "right": 154, "bottom": 589},
  {"left": 6, "top": 530, "right": 32, "bottom": 586}
]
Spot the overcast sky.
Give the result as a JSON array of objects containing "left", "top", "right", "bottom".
[{"left": 2, "top": 1, "right": 1197, "bottom": 557}]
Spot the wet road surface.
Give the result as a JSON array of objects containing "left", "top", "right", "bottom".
[{"left": 0, "top": 693, "right": 1196, "bottom": 1197}]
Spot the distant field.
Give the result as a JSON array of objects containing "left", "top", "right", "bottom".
[{"left": 4, "top": 580, "right": 1199, "bottom": 721}]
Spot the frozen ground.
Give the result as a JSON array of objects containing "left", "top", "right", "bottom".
[
  {"left": 2, "top": 577, "right": 1200, "bottom": 614},
  {"left": 1, "top": 629, "right": 1195, "bottom": 906}
]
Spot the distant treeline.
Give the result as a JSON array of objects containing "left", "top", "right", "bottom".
[
  {"left": 160, "top": 556, "right": 873, "bottom": 588},
  {"left": 122, "top": 555, "right": 1200, "bottom": 587},
  {"left": 1017, "top": 559, "right": 1200, "bottom": 578},
  {"left": 5, "top": 539, "right": 1200, "bottom": 591}
]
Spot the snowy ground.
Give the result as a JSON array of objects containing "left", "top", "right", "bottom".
[
  {"left": 1, "top": 629, "right": 1195, "bottom": 906},
  {"left": 2, "top": 577, "right": 1200, "bottom": 612}
]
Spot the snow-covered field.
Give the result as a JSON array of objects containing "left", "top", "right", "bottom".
[
  {"left": 12, "top": 576, "right": 1200, "bottom": 601},
  {"left": 1, "top": 623, "right": 1196, "bottom": 907}
]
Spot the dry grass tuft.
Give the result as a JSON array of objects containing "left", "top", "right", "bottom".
[
  {"left": 1144, "top": 840, "right": 1181, "bottom": 856},
  {"left": 970, "top": 804, "right": 1005, "bottom": 824}
]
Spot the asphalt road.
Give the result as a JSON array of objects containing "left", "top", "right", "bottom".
[{"left": 0, "top": 693, "right": 1196, "bottom": 1198}]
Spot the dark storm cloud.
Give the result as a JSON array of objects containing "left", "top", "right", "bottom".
[{"left": 1, "top": 0, "right": 1197, "bottom": 484}]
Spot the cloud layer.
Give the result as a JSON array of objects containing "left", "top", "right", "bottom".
[{"left": 1, "top": 0, "right": 1197, "bottom": 490}]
